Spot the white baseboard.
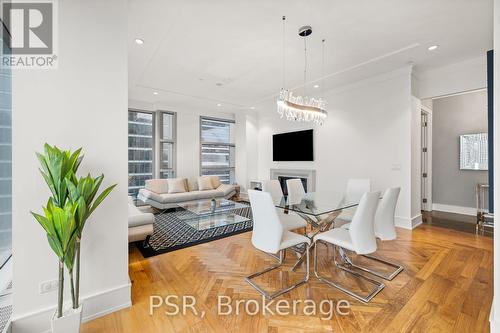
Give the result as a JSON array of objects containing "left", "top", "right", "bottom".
[
  {"left": 11, "top": 283, "right": 131, "bottom": 333},
  {"left": 432, "top": 203, "right": 476, "bottom": 216},
  {"left": 395, "top": 214, "right": 422, "bottom": 230},
  {"left": 490, "top": 303, "right": 500, "bottom": 333}
]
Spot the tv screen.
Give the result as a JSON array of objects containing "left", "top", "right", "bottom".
[{"left": 273, "top": 129, "right": 314, "bottom": 161}]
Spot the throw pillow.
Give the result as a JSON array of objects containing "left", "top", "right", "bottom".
[
  {"left": 168, "top": 178, "right": 187, "bottom": 194},
  {"left": 145, "top": 179, "right": 169, "bottom": 194},
  {"left": 198, "top": 176, "right": 214, "bottom": 191},
  {"left": 211, "top": 176, "right": 221, "bottom": 189}
]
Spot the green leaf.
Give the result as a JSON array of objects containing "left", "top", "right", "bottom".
[
  {"left": 47, "top": 234, "right": 64, "bottom": 260},
  {"left": 31, "top": 211, "right": 56, "bottom": 236},
  {"left": 64, "top": 233, "right": 77, "bottom": 271},
  {"left": 89, "top": 184, "right": 116, "bottom": 215},
  {"left": 76, "top": 196, "right": 88, "bottom": 233},
  {"left": 87, "top": 175, "right": 104, "bottom": 203},
  {"left": 65, "top": 178, "right": 79, "bottom": 203}
]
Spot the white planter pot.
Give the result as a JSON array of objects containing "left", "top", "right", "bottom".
[{"left": 51, "top": 305, "right": 82, "bottom": 333}]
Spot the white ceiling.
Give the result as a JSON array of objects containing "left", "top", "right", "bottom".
[{"left": 128, "top": 0, "right": 493, "bottom": 113}]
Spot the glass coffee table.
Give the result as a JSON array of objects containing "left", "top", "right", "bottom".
[{"left": 177, "top": 198, "right": 250, "bottom": 231}]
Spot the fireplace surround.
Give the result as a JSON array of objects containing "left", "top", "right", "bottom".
[{"left": 270, "top": 169, "right": 316, "bottom": 194}]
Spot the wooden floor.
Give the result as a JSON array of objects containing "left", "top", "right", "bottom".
[
  {"left": 82, "top": 224, "right": 493, "bottom": 333},
  {"left": 422, "top": 210, "right": 493, "bottom": 236}
]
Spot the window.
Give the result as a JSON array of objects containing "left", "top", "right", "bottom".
[
  {"left": 128, "top": 110, "right": 154, "bottom": 197},
  {"left": 200, "top": 117, "right": 235, "bottom": 184},
  {"left": 0, "top": 29, "right": 12, "bottom": 296},
  {"left": 159, "top": 111, "right": 176, "bottom": 179}
]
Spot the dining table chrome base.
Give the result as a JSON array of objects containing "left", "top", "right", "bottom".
[
  {"left": 245, "top": 244, "right": 310, "bottom": 300},
  {"left": 314, "top": 241, "right": 385, "bottom": 303},
  {"left": 290, "top": 211, "right": 341, "bottom": 272}
]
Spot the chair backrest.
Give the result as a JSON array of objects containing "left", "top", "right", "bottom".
[
  {"left": 262, "top": 180, "right": 284, "bottom": 203},
  {"left": 286, "top": 178, "right": 305, "bottom": 204},
  {"left": 348, "top": 191, "right": 380, "bottom": 255},
  {"left": 248, "top": 190, "right": 284, "bottom": 254},
  {"left": 374, "top": 187, "right": 400, "bottom": 241},
  {"left": 345, "top": 178, "right": 371, "bottom": 203}
]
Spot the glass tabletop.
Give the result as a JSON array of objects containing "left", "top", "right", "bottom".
[
  {"left": 183, "top": 213, "right": 250, "bottom": 231},
  {"left": 178, "top": 198, "right": 249, "bottom": 217},
  {"left": 274, "top": 191, "right": 359, "bottom": 217}
]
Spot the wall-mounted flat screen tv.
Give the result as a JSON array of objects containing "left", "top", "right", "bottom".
[{"left": 273, "top": 129, "right": 314, "bottom": 161}]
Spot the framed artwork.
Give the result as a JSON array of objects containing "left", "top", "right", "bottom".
[{"left": 459, "top": 133, "right": 488, "bottom": 170}]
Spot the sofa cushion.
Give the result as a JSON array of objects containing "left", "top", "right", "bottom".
[
  {"left": 160, "top": 191, "right": 203, "bottom": 203},
  {"left": 198, "top": 176, "right": 214, "bottom": 190},
  {"left": 128, "top": 212, "right": 155, "bottom": 228},
  {"left": 196, "top": 189, "right": 225, "bottom": 200},
  {"left": 217, "top": 184, "right": 235, "bottom": 196},
  {"left": 168, "top": 178, "right": 187, "bottom": 194},
  {"left": 186, "top": 177, "right": 199, "bottom": 191},
  {"left": 128, "top": 202, "right": 141, "bottom": 216},
  {"left": 211, "top": 176, "right": 221, "bottom": 189},
  {"left": 145, "top": 179, "right": 169, "bottom": 194}
]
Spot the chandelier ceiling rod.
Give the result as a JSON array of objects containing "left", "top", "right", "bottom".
[
  {"left": 276, "top": 17, "right": 327, "bottom": 125},
  {"left": 282, "top": 16, "right": 286, "bottom": 90}
]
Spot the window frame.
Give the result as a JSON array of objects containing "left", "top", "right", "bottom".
[
  {"left": 0, "top": 22, "right": 12, "bottom": 298},
  {"left": 127, "top": 109, "right": 156, "bottom": 197},
  {"left": 199, "top": 116, "right": 236, "bottom": 184},
  {"left": 158, "top": 110, "right": 177, "bottom": 179}
]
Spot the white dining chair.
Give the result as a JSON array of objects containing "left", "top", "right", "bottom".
[
  {"left": 313, "top": 191, "right": 385, "bottom": 303},
  {"left": 286, "top": 178, "right": 306, "bottom": 205},
  {"left": 246, "top": 190, "right": 311, "bottom": 299},
  {"left": 340, "top": 187, "right": 403, "bottom": 280},
  {"left": 262, "top": 180, "right": 308, "bottom": 233},
  {"left": 335, "top": 178, "right": 372, "bottom": 227}
]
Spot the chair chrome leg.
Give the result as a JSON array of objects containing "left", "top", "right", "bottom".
[
  {"left": 338, "top": 245, "right": 403, "bottom": 281},
  {"left": 358, "top": 254, "right": 404, "bottom": 281},
  {"left": 246, "top": 244, "right": 310, "bottom": 300},
  {"left": 314, "top": 241, "right": 385, "bottom": 303}
]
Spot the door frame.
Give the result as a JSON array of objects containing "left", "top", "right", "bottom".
[{"left": 421, "top": 105, "right": 433, "bottom": 211}]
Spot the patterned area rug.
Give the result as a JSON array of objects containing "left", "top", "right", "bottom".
[
  {"left": 135, "top": 206, "right": 253, "bottom": 258},
  {"left": 0, "top": 304, "right": 11, "bottom": 333}
]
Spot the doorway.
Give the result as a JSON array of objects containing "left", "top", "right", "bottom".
[{"left": 421, "top": 107, "right": 432, "bottom": 212}]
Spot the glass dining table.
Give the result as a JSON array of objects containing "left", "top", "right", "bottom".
[{"left": 273, "top": 191, "right": 361, "bottom": 270}]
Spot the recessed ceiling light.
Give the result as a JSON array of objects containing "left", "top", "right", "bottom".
[
  {"left": 216, "top": 103, "right": 222, "bottom": 107},
  {"left": 428, "top": 45, "right": 438, "bottom": 51},
  {"left": 250, "top": 106, "right": 256, "bottom": 110},
  {"left": 313, "top": 84, "right": 320, "bottom": 88},
  {"left": 135, "top": 38, "right": 144, "bottom": 45},
  {"left": 153, "top": 91, "right": 158, "bottom": 95}
]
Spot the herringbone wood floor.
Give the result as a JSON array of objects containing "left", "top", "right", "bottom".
[{"left": 82, "top": 223, "right": 493, "bottom": 333}]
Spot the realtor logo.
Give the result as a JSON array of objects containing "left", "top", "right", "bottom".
[{"left": 1, "top": 0, "right": 57, "bottom": 68}]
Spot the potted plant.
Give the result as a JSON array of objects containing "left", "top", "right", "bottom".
[{"left": 31, "top": 144, "right": 116, "bottom": 332}]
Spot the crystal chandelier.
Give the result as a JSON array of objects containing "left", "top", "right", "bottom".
[{"left": 277, "top": 17, "right": 327, "bottom": 125}]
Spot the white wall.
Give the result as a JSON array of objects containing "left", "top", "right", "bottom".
[
  {"left": 257, "top": 67, "right": 419, "bottom": 228},
  {"left": 417, "top": 55, "right": 487, "bottom": 99},
  {"left": 411, "top": 95, "right": 422, "bottom": 223},
  {"left": 11, "top": 1, "right": 129, "bottom": 332},
  {"left": 235, "top": 112, "right": 258, "bottom": 192}
]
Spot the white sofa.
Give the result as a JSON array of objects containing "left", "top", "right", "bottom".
[
  {"left": 128, "top": 196, "right": 155, "bottom": 243},
  {"left": 137, "top": 176, "right": 237, "bottom": 209}
]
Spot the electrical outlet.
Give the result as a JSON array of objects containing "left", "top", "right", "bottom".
[
  {"left": 39, "top": 280, "right": 58, "bottom": 294},
  {"left": 391, "top": 164, "right": 402, "bottom": 171}
]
